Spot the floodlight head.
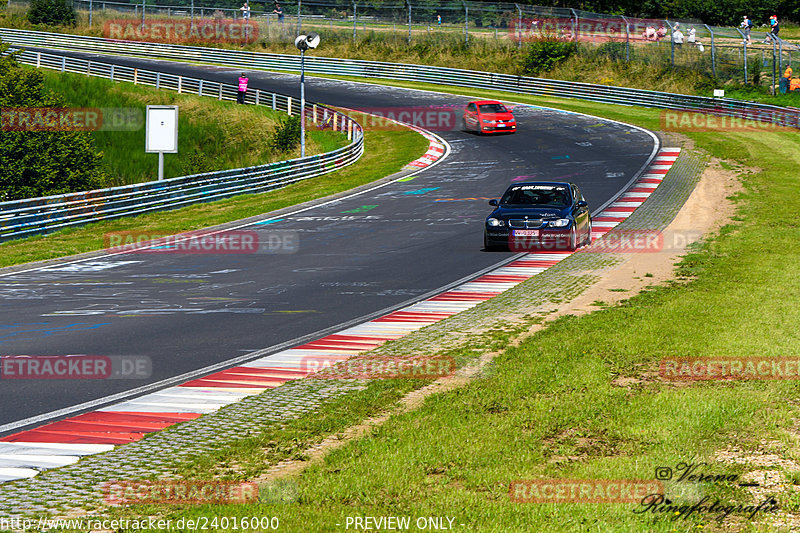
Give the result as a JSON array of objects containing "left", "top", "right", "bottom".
[
  {"left": 306, "top": 32, "right": 321, "bottom": 49},
  {"left": 295, "top": 32, "right": 321, "bottom": 51}
]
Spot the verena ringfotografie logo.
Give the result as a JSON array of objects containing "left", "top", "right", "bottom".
[
  {"left": 660, "top": 357, "right": 800, "bottom": 381},
  {"left": 104, "top": 19, "right": 258, "bottom": 44},
  {"left": 1, "top": 108, "right": 143, "bottom": 131},
  {"left": 104, "top": 230, "right": 299, "bottom": 254},
  {"left": 302, "top": 355, "right": 456, "bottom": 380},
  {"left": 509, "top": 479, "right": 663, "bottom": 503},
  {"left": 0, "top": 355, "right": 151, "bottom": 379}
]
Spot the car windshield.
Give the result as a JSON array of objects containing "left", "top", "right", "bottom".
[
  {"left": 478, "top": 103, "right": 508, "bottom": 113},
  {"left": 500, "top": 185, "right": 570, "bottom": 207}
]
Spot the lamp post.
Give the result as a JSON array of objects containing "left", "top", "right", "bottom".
[{"left": 294, "top": 31, "right": 320, "bottom": 158}]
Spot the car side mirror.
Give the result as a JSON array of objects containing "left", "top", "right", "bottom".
[
  {"left": 575, "top": 200, "right": 588, "bottom": 208},
  {"left": 489, "top": 199, "right": 499, "bottom": 206}
]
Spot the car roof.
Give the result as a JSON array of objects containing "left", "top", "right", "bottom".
[{"left": 469, "top": 100, "right": 504, "bottom": 105}]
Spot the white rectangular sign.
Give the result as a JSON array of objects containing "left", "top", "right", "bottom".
[{"left": 146, "top": 105, "right": 178, "bottom": 153}]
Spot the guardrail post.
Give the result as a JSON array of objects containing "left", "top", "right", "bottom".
[
  {"left": 87, "top": 60, "right": 91, "bottom": 75},
  {"left": 178, "top": 76, "right": 182, "bottom": 94},
  {"left": 272, "top": 93, "right": 276, "bottom": 110},
  {"left": 333, "top": 113, "right": 338, "bottom": 131},
  {"left": 347, "top": 119, "right": 352, "bottom": 140},
  {"left": 61, "top": 57, "right": 66, "bottom": 72},
  {"left": 288, "top": 96, "right": 292, "bottom": 115},
  {"left": 704, "top": 25, "right": 716, "bottom": 78},
  {"left": 156, "top": 72, "right": 161, "bottom": 89},
  {"left": 255, "top": 89, "right": 260, "bottom": 105},
  {"left": 218, "top": 83, "right": 223, "bottom": 100},
  {"left": 313, "top": 103, "right": 317, "bottom": 123},
  {"left": 36, "top": 52, "right": 41, "bottom": 68},
  {"left": 110, "top": 64, "right": 114, "bottom": 81},
  {"left": 198, "top": 79, "right": 203, "bottom": 95}
]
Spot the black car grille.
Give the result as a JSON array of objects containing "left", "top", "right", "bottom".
[{"left": 508, "top": 219, "right": 543, "bottom": 229}]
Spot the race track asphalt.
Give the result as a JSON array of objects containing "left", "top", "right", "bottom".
[{"left": 0, "top": 51, "right": 657, "bottom": 433}]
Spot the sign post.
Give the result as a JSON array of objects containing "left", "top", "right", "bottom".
[{"left": 146, "top": 105, "right": 179, "bottom": 181}]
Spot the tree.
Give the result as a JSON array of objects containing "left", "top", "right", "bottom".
[
  {"left": 27, "top": 0, "right": 76, "bottom": 26},
  {"left": 0, "top": 39, "right": 107, "bottom": 202}
]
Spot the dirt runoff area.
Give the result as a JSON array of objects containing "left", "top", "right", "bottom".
[{"left": 252, "top": 155, "right": 743, "bottom": 485}]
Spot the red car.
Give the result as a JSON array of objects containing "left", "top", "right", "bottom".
[{"left": 463, "top": 100, "right": 516, "bottom": 134}]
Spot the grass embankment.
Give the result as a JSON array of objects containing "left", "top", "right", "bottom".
[
  {"left": 39, "top": 69, "right": 344, "bottom": 186},
  {"left": 101, "top": 90, "right": 800, "bottom": 532},
  {"left": 0, "top": 122, "right": 427, "bottom": 268}
]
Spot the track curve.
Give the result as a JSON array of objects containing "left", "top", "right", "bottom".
[{"left": 0, "top": 51, "right": 657, "bottom": 433}]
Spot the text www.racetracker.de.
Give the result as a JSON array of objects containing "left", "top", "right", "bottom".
[{"left": 0, "top": 516, "right": 280, "bottom": 531}]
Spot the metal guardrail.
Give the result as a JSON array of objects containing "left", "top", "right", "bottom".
[
  {"left": 0, "top": 46, "right": 364, "bottom": 243},
  {"left": 1, "top": 28, "right": 798, "bottom": 129}
]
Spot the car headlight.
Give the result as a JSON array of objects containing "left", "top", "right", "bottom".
[
  {"left": 545, "top": 218, "right": 571, "bottom": 228},
  {"left": 482, "top": 119, "right": 495, "bottom": 124},
  {"left": 486, "top": 218, "right": 505, "bottom": 227}
]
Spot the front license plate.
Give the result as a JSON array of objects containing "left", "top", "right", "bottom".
[
  {"left": 513, "top": 230, "right": 539, "bottom": 236},
  {"left": 497, "top": 123, "right": 506, "bottom": 127}
]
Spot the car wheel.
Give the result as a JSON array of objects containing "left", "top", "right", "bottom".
[
  {"left": 583, "top": 219, "right": 593, "bottom": 246},
  {"left": 568, "top": 227, "right": 577, "bottom": 251},
  {"left": 461, "top": 117, "right": 468, "bottom": 132},
  {"left": 484, "top": 233, "right": 495, "bottom": 251}
]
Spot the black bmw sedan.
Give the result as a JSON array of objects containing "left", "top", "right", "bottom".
[{"left": 484, "top": 182, "right": 592, "bottom": 252}]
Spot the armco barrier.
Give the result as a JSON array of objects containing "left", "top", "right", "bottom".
[
  {"left": 1, "top": 28, "right": 799, "bottom": 129},
  {"left": 0, "top": 47, "right": 363, "bottom": 243}
]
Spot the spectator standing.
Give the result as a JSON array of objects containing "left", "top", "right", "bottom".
[
  {"left": 237, "top": 73, "right": 248, "bottom": 104},
  {"left": 240, "top": 2, "right": 250, "bottom": 20},
  {"left": 273, "top": 3, "right": 284, "bottom": 23},
  {"left": 740, "top": 16, "right": 752, "bottom": 44},
  {"left": 672, "top": 25, "right": 684, "bottom": 48},
  {"left": 765, "top": 15, "right": 779, "bottom": 43},
  {"left": 437, "top": 14, "right": 441, "bottom": 26},
  {"left": 687, "top": 26, "right": 696, "bottom": 45}
]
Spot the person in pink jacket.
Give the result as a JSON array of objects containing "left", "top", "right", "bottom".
[{"left": 237, "top": 73, "right": 248, "bottom": 104}]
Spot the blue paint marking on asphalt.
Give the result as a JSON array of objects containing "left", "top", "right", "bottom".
[
  {"left": 254, "top": 219, "right": 284, "bottom": 225},
  {"left": 403, "top": 187, "right": 440, "bottom": 195},
  {"left": 0, "top": 322, "right": 113, "bottom": 344},
  {"left": 551, "top": 155, "right": 571, "bottom": 160}
]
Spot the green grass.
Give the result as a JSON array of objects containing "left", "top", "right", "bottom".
[
  {"left": 0, "top": 126, "right": 427, "bottom": 268},
  {"left": 39, "top": 69, "right": 346, "bottom": 186},
  {"left": 90, "top": 88, "right": 800, "bottom": 532}
]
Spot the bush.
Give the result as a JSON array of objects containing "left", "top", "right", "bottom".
[
  {"left": 0, "top": 39, "right": 107, "bottom": 201},
  {"left": 596, "top": 41, "right": 628, "bottom": 62},
  {"left": 27, "top": 0, "right": 76, "bottom": 25},
  {"left": 270, "top": 115, "right": 301, "bottom": 153},
  {"left": 520, "top": 39, "right": 578, "bottom": 76}
]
